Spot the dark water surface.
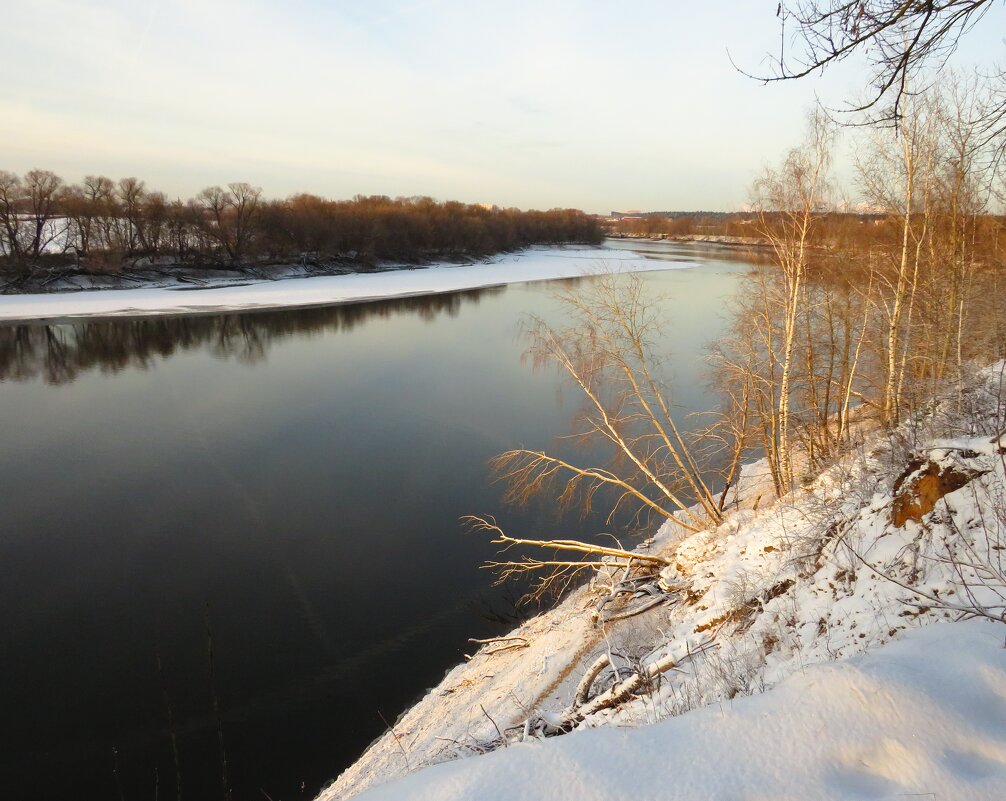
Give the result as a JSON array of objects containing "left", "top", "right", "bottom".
[{"left": 0, "top": 242, "right": 752, "bottom": 800}]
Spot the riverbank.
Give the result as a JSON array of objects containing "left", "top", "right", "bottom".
[
  {"left": 318, "top": 363, "right": 1006, "bottom": 800},
  {"left": 0, "top": 246, "right": 596, "bottom": 296},
  {"left": 349, "top": 620, "right": 1006, "bottom": 800},
  {"left": 0, "top": 245, "right": 696, "bottom": 322}
]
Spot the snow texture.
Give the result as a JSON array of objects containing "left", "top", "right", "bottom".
[
  {"left": 354, "top": 620, "right": 1006, "bottom": 801},
  {"left": 0, "top": 246, "right": 694, "bottom": 321}
]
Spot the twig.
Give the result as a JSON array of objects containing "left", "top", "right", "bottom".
[
  {"left": 480, "top": 704, "right": 505, "bottom": 744},
  {"left": 378, "top": 710, "right": 411, "bottom": 770},
  {"left": 601, "top": 594, "right": 672, "bottom": 623},
  {"left": 468, "top": 636, "right": 529, "bottom": 646}
]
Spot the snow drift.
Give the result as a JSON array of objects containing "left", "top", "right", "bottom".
[{"left": 354, "top": 620, "right": 1006, "bottom": 801}]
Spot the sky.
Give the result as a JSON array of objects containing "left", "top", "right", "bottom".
[{"left": 2, "top": 0, "right": 1004, "bottom": 212}]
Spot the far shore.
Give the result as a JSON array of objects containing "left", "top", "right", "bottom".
[
  {"left": 0, "top": 236, "right": 765, "bottom": 298},
  {"left": 0, "top": 246, "right": 582, "bottom": 297},
  {"left": 607, "top": 232, "right": 773, "bottom": 248},
  {"left": 0, "top": 245, "right": 700, "bottom": 323},
  {"left": 2, "top": 253, "right": 471, "bottom": 296}
]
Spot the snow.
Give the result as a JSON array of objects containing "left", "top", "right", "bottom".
[
  {"left": 0, "top": 246, "right": 695, "bottom": 321},
  {"left": 354, "top": 621, "right": 1006, "bottom": 801},
  {"left": 318, "top": 363, "right": 1006, "bottom": 800}
]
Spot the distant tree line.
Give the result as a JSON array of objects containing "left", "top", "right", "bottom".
[
  {"left": 0, "top": 170, "right": 603, "bottom": 278},
  {"left": 606, "top": 213, "right": 757, "bottom": 238},
  {"left": 606, "top": 209, "right": 1006, "bottom": 260}
]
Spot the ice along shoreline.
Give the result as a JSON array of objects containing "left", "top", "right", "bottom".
[{"left": 0, "top": 246, "right": 698, "bottom": 323}]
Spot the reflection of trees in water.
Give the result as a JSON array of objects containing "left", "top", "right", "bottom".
[{"left": 0, "top": 286, "right": 503, "bottom": 384}]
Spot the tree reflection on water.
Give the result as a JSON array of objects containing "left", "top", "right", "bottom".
[{"left": 0, "top": 286, "right": 504, "bottom": 384}]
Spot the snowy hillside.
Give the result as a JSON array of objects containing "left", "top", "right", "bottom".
[
  {"left": 319, "top": 363, "right": 1006, "bottom": 800},
  {"left": 355, "top": 621, "right": 1006, "bottom": 801}
]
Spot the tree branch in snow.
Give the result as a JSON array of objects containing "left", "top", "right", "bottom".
[
  {"left": 465, "top": 515, "right": 670, "bottom": 604},
  {"left": 551, "top": 639, "right": 717, "bottom": 732}
]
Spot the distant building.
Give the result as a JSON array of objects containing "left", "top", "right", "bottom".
[{"left": 609, "top": 210, "right": 644, "bottom": 219}]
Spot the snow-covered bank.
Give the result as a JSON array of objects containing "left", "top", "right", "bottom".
[
  {"left": 355, "top": 621, "right": 1006, "bottom": 801},
  {"left": 0, "top": 246, "right": 694, "bottom": 322},
  {"left": 319, "top": 363, "right": 1006, "bottom": 800}
]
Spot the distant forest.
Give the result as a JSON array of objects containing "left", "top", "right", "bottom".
[
  {"left": 605, "top": 209, "right": 1006, "bottom": 252},
  {"left": 0, "top": 170, "right": 603, "bottom": 281},
  {"left": 606, "top": 212, "right": 757, "bottom": 238}
]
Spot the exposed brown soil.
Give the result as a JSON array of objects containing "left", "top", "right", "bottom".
[{"left": 891, "top": 458, "right": 985, "bottom": 527}]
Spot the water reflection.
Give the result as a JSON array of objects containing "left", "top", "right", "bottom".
[
  {"left": 0, "top": 287, "right": 504, "bottom": 383},
  {"left": 604, "top": 237, "right": 772, "bottom": 266},
  {"left": 0, "top": 247, "right": 747, "bottom": 800}
]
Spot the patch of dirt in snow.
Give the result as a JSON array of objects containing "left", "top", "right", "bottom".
[{"left": 891, "top": 457, "right": 986, "bottom": 527}]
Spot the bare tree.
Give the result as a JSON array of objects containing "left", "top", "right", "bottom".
[
  {"left": 857, "top": 90, "right": 939, "bottom": 425},
  {"left": 471, "top": 274, "right": 733, "bottom": 601},
  {"left": 117, "top": 177, "right": 147, "bottom": 254},
  {"left": 465, "top": 515, "right": 671, "bottom": 603},
  {"left": 0, "top": 170, "right": 25, "bottom": 261},
  {"left": 23, "top": 169, "right": 64, "bottom": 260},
  {"left": 61, "top": 175, "right": 115, "bottom": 259},
  {"left": 760, "top": 1, "right": 1003, "bottom": 127},
  {"left": 497, "top": 274, "right": 724, "bottom": 532},
  {"left": 197, "top": 183, "right": 262, "bottom": 264},
  {"left": 82, "top": 175, "right": 117, "bottom": 253},
  {"left": 141, "top": 191, "right": 169, "bottom": 256},
  {"left": 748, "top": 111, "right": 836, "bottom": 491}
]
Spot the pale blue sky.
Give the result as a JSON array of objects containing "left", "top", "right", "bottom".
[{"left": 2, "top": 1, "right": 1004, "bottom": 212}]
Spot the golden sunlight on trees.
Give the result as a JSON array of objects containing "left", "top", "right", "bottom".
[
  {"left": 469, "top": 274, "right": 734, "bottom": 602},
  {"left": 751, "top": 111, "right": 835, "bottom": 491},
  {"left": 0, "top": 174, "right": 603, "bottom": 283},
  {"left": 476, "top": 76, "right": 1005, "bottom": 606},
  {"left": 717, "top": 79, "right": 1005, "bottom": 496}
]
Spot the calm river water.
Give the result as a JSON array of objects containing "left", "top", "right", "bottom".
[{"left": 0, "top": 241, "right": 754, "bottom": 800}]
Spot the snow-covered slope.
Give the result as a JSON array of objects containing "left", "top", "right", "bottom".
[
  {"left": 355, "top": 620, "right": 1006, "bottom": 801},
  {"left": 319, "top": 364, "right": 1006, "bottom": 800},
  {"left": 0, "top": 246, "right": 694, "bottom": 321}
]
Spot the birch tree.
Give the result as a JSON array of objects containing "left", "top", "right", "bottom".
[{"left": 750, "top": 111, "right": 835, "bottom": 491}]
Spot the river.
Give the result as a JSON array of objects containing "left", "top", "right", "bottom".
[{"left": 0, "top": 241, "right": 756, "bottom": 800}]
